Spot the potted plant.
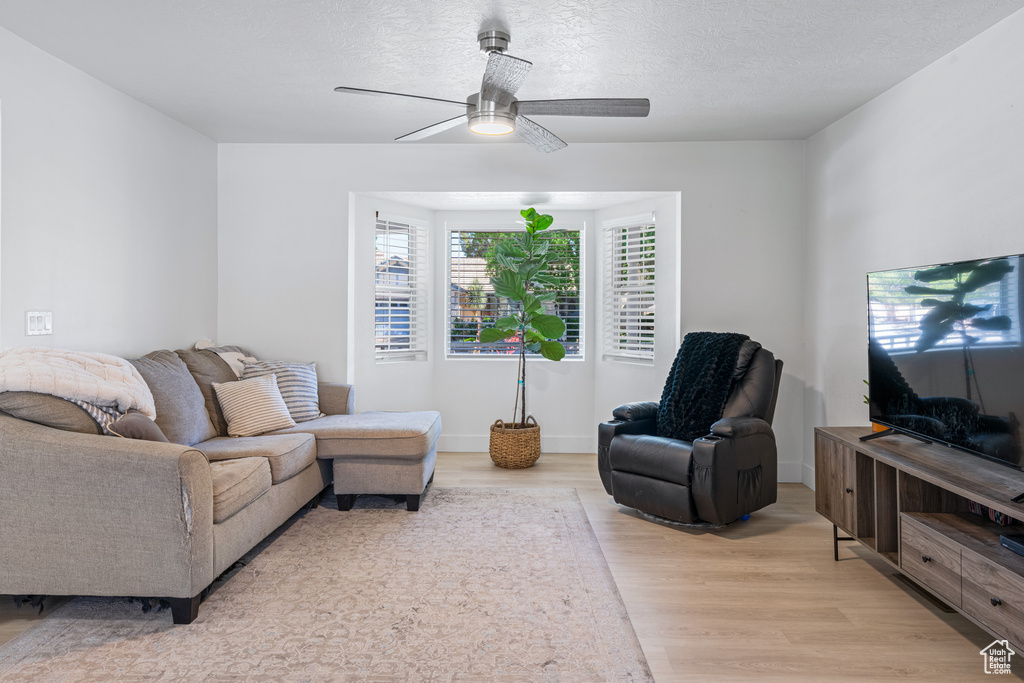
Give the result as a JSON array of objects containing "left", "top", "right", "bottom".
[{"left": 479, "top": 207, "right": 568, "bottom": 468}]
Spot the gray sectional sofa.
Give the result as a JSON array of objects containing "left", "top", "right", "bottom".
[{"left": 0, "top": 346, "right": 440, "bottom": 624}]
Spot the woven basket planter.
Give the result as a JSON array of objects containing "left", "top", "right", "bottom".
[{"left": 489, "top": 416, "right": 541, "bottom": 469}]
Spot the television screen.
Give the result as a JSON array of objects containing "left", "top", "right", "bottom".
[{"left": 867, "top": 254, "right": 1024, "bottom": 469}]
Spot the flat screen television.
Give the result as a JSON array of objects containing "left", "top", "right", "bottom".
[{"left": 867, "top": 253, "right": 1024, "bottom": 469}]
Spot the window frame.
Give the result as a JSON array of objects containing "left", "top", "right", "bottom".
[
  {"left": 374, "top": 215, "right": 429, "bottom": 363},
  {"left": 601, "top": 215, "right": 656, "bottom": 364},
  {"left": 445, "top": 224, "right": 585, "bottom": 360}
]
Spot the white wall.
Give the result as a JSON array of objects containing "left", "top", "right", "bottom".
[
  {"left": 218, "top": 141, "right": 807, "bottom": 477},
  {"left": 349, "top": 195, "right": 437, "bottom": 415},
  {"left": 0, "top": 27, "right": 218, "bottom": 357},
  {"left": 804, "top": 9, "right": 1024, "bottom": 486},
  {"left": 593, "top": 196, "right": 681, "bottom": 427}
]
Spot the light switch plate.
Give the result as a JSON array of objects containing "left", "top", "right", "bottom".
[{"left": 26, "top": 311, "right": 52, "bottom": 336}]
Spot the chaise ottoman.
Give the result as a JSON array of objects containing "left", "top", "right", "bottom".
[{"left": 272, "top": 410, "right": 441, "bottom": 511}]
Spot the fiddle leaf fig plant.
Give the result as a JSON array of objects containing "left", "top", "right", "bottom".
[{"left": 480, "top": 208, "right": 568, "bottom": 426}]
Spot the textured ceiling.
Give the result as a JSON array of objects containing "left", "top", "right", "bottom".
[{"left": 1, "top": 1, "right": 1022, "bottom": 143}]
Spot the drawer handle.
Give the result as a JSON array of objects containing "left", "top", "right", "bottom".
[
  {"left": 922, "top": 555, "right": 932, "bottom": 563},
  {"left": 991, "top": 597, "right": 1003, "bottom": 607},
  {"left": 845, "top": 488, "right": 853, "bottom": 494}
]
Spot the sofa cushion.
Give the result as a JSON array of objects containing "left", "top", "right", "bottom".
[
  {"left": 212, "top": 374, "right": 296, "bottom": 437},
  {"left": 129, "top": 351, "right": 217, "bottom": 446},
  {"left": 240, "top": 360, "right": 322, "bottom": 423},
  {"left": 197, "top": 433, "right": 316, "bottom": 484},
  {"left": 209, "top": 457, "right": 272, "bottom": 524},
  {"left": 176, "top": 348, "right": 239, "bottom": 436},
  {"left": 0, "top": 391, "right": 102, "bottom": 435},
  {"left": 272, "top": 410, "right": 441, "bottom": 460},
  {"left": 108, "top": 411, "right": 170, "bottom": 442}
]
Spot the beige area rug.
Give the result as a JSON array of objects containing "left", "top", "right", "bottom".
[{"left": 0, "top": 487, "right": 652, "bottom": 682}]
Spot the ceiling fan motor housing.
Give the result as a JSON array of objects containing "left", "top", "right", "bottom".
[
  {"left": 466, "top": 94, "right": 516, "bottom": 135},
  {"left": 478, "top": 30, "right": 510, "bottom": 54}
]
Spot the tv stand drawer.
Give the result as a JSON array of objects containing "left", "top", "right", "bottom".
[
  {"left": 962, "top": 549, "right": 1024, "bottom": 648},
  {"left": 900, "top": 514, "right": 961, "bottom": 608}
]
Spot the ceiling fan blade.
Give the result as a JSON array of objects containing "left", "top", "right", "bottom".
[
  {"left": 334, "top": 86, "right": 469, "bottom": 108},
  {"left": 480, "top": 53, "right": 532, "bottom": 106},
  {"left": 514, "top": 116, "right": 567, "bottom": 154},
  {"left": 515, "top": 98, "right": 651, "bottom": 117},
  {"left": 395, "top": 114, "right": 469, "bottom": 141}
]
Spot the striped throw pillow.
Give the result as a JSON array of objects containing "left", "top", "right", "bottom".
[
  {"left": 240, "top": 360, "right": 322, "bottom": 423},
  {"left": 212, "top": 374, "right": 296, "bottom": 437}
]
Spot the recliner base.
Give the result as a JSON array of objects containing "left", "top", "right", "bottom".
[{"left": 634, "top": 508, "right": 725, "bottom": 529}]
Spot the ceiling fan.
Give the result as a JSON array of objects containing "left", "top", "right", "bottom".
[{"left": 334, "top": 30, "right": 650, "bottom": 153}]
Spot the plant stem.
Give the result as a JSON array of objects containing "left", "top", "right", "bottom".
[
  {"left": 520, "top": 322, "right": 527, "bottom": 426},
  {"left": 510, "top": 311, "right": 521, "bottom": 424},
  {"left": 510, "top": 374, "right": 520, "bottom": 427}
]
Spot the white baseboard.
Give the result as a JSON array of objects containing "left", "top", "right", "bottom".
[
  {"left": 437, "top": 434, "right": 597, "bottom": 454},
  {"left": 802, "top": 463, "right": 816, "bottom": 489},
  {"left": 778, "top": 462, "right": 803, "bottom": 483}
]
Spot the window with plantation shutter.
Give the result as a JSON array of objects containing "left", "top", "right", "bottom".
[
  {"left": 375, "top": 217, "right": 428, "bottom": 361},
  {"left": 603, "top": 220, "right": 656, "bottom": 362},
  {"left": 447, "top": 229, "right": 582, "bottom": 357}
]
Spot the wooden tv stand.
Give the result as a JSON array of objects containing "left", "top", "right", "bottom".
[{"left": 815, "top": 426, "right": 1024, "bottom": 649}]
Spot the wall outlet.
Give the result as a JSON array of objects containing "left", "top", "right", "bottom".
[{"left": 26, "top": 311, "right": 53, "bottom": 336}]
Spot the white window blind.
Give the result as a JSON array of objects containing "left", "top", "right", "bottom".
[
  {"left": 448, "top": 229, "right": 582, "bottom": 357},
  {"left": 375, "top": 217, "right": 428, "bottom": 361},
  {"left": 603, "top": 221, "right": 656, "bottom": 362}
]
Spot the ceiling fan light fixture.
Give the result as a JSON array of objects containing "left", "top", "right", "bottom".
[{"left": 468, "top": 111, "right": 515, "bottom": 136}]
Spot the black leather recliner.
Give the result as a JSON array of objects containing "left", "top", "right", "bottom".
[{"left": 598, "top": 341, "right": 783, "bottom": 525}]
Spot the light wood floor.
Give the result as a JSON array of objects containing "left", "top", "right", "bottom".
[{"left": 2, "top": 452, "right": 1018, "bottom": 681}]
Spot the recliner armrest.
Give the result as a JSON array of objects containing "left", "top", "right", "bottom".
[
  {"left": 612, "top": 401, "right": 659, "bottom": 422},
  {"left": 710, "top": 416, "right": 773, "bottom": 439},
  {"left": 691, "top": 420, "right": 778, "bottom": 525},
  {"left": 597, "top": 416, "right": 658, "bottom": 495}
]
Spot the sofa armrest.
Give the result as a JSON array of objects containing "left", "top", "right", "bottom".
[
  {"left": 0, "top": 414, "right": 213, "bottom": 600},
  {"left": 612, "top": 401, "right": 659, "bottom": 422},
  {"left": 318, "top": 382, "right": 354, "bottom": 415}
]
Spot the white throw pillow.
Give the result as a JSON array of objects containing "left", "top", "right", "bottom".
[{"left": 212, "top": 374, "right": 296, "bottom": 437}]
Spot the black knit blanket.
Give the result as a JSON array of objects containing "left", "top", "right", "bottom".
[{"left": 656, "top": 332, "right": 750, "bottom": 441}]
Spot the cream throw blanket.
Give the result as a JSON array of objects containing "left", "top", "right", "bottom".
[{"left": 0, "top": 347, "right": 156, "bottom": 419}]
